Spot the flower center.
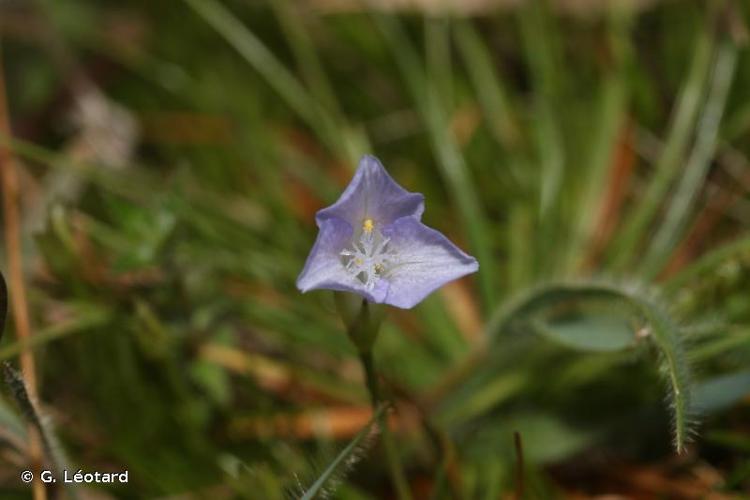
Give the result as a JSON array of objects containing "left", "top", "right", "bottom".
[{"left": 340, "top": 219, "right": 394, "bottom": 290}]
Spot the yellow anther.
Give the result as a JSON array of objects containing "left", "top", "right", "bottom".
[
  {"left": 362, "top": 218, "right": 374, "bottom": 234},
  {"left": 355, "top": 258, "right": 364, "bottom": 266}
]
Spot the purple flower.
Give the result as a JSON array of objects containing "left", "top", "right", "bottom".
[{"left": 297, "top": 156, "right": 479, "bottom": 309}]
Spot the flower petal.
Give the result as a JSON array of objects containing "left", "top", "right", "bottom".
[
  {"left": 316, "top": 155, "right": 424, "bottom": 228},
  {"left": 381, "top": 217, "right": 478, "bottom": 309},
  {"left": 296, "top": 217, "right": 388, "bottom": 303}
]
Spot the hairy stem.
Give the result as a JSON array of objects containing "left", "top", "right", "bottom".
[{"left": 358, "top": 351, "right": 412, "bottom": 500}]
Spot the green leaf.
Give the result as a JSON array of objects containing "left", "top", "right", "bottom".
[
  {"left": 691, "top": 371, "right": 750, "bottom": 415},
  {"left": 490, "top": 282, "right": 693, "bottom": 452},
  {"left": 467, "top": 413, "right": 597, "bottom": 465},
  {"left": 532, "top": 314, "right": 636, "bottom": 352},
  {"left": 509, "top": 414, "right": 596, "bottom": 464}
]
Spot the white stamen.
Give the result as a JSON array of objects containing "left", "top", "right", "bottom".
[{"left": 340, "top": 222, "right": 395, "bottom": 290}]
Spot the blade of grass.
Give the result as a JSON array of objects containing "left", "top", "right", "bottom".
[
  {"left": 374, "top": 15, "right": 496, "bottom": 309},
  {"left": 183, "top": 0, "right": 361, "bottom": 164},
  {"left": 454, "top": 21, "right": 521, "bottom": 152},
  {"left": 516, "top": 0, "right": 566, "bottom": 279},
  {"left": 299, "top": 404, "right": 385, "bottom": 500},
  {"left": 0, "top": 305, "right": 111, "bottom": 361},
  {"left": 567, "top": 9, "right": 632, "bottom": 273},
  {"left": 689, "top": 327, "right": 750, "bottom": 364},
  {"left": 663, "top": 233, "right": 750, "bottom": 292},
  {"left": 270, "top": 0, "right": 370, "bottom": 161},
  {"left": 641, "top": 40, "right": 737, "bottom": 278},
  {"left": 0, "top": 43, "right": 46, "bottom": 500},
  {"left": 271, "top": 1, "right": 341, "bottom": 118},
  {"left": 425, "top": 16, "right": 454, "bottom": 111},
  {"left": 198, "top": 343, "right": 364, "bottom": 404},
  {"left": 723, "top": 100, "right": 750, "bottom": 142},
  {"left": 0, "top": 134, "right": 163, "bottom": 203},
  {"left": 607, "top": 8, "right": 720, "bottom": 270},
  {"left": 508, "top": 206, "right": 535, "bottom": 291},
  {"left": 517, "top": 0, "right": 565, "bottom": 222},
  {"left": 184, "top": 0, "right": 315, "bottom": 128},
  {"left": 453, "top": 14, "right": 529, "bottom": 270}
]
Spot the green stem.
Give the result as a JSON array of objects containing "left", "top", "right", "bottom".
[{"left": 358, "top": 351, "right": 413, "bottom": 500}]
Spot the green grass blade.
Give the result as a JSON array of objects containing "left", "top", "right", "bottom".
[
  {"left": 454, "top": 21, "right": 520, "bottom": 151},
  {"left": 0, "top": 305, "right": 111, "bottom": 361},
  {"left": 566, "top": 10, "right": 632, "bottom": 272},
  {"left": 271, "top": 0, "right": 341, "bottom": 118},
  {"left": 508, "top": 206, "right": 535, "bottom": 292},
  {"left": 689, "top": 327, "right": 750, "bottom": 364},
  {"left": 663, "top": 234, "right": 750, "bottom": 292},
  {"left": 183, "top": 0, "right": 357, "bottom": 163},
  {"left": 270, "top": 0, "right": 370, "bottom": 162},
  {"left": 607, "top": 15, "right": 717, "bottom": 270},
  {"left": 299, "top": 404, "right": 385, "bottom": 500},
  {"left": 641, "top": 41, "right": 738, "bottom": 278},
  {"left": 374, "top": 15, "right": 497, "bottom": 309},
  {"left": 183, "top": 0, "right": 315, "bottom": 126},
  {"left": 425, "top": 16, "right": 454, "bottom": 111},
  {"left": 517, "top": 0, "right": 565, "bottom": 223},
  {"left": 723, "top": 100, "right": 750, "bottom": 142}
]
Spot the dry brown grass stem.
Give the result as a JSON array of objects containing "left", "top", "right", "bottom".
[{"left": 0, "top": 41, "right": 47, "bottom": 500}]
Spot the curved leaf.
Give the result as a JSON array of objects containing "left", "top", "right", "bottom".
[
  {"left": 692, "top": 371, "right": 750, "bottom": 415},
  {"left": 488, "top": 282, "right": 692, "bottom": 452},
  {"left": 532, "top": 315, "right": 635, "bottom": 352}
]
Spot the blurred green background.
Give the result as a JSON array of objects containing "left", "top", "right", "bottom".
[{"left": 0, "top": 0, "right": 750, "bottom": 498}]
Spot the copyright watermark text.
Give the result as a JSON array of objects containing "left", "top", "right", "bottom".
[{"left": 21, "top": 470, "right": 129, "bottom": 484}]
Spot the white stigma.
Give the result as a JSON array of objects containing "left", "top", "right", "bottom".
[{"left": 340, "top": 219, "right": 394, "bottom": 290}]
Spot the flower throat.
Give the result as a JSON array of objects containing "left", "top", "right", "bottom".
[{"left": 340, "top": 218, "right": 394, "bottom": 290}]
